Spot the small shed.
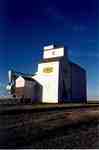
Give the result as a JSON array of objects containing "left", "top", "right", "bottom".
[{"left": 15, "top": 76, "right": 42, "bottom": 102}]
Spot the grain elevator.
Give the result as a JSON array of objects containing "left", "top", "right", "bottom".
[
  {"left": 7, "top": 44, "right": 87, "bottom": 103},
  {"left": 32, "top": 45, "right": 87, "bottom": 103}
]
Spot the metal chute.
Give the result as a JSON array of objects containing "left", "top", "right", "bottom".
[{"left": 8, "top": 70, "right": 12, "bottom": 84}]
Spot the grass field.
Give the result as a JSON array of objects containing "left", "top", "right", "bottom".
[
  {"left": 0, "top": 101, "right": 99, "bottom": 113},
  {"left": 0, "top": 100, "right": 99, "bottom": 148}
]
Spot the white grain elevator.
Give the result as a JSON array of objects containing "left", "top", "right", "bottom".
[{"left": 32, "top": 45, "right": 87, "bottom": 103}]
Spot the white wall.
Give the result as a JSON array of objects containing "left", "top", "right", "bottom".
[
  {"left": 16, "top": 76, "right": 25, "bottom": 87},
  {"left": 33, "top": 61, "right": 60, "bottom": 103}
]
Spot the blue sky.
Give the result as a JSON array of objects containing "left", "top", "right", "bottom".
[{"left": 0, "top": 0, "right": 99, "bottom": 99}]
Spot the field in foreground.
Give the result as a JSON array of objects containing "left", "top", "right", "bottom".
[{"left": 0, "top": 102, "right": 99, "bottom": 148}]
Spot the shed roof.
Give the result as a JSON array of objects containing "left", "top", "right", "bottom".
[
  {"left": 22, "top": 76, "right": 35, "bottom": 81},
  {"left": 16, "top": 76, "right": 35, "bottom": 82}
]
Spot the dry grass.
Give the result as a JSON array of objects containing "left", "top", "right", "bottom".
[{"left": 1, "top": 102, "right": 99, "bottom": 113}]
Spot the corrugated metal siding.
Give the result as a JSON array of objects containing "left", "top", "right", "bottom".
[
  {"left": 58, "top": 60, "right": 86, "bottom": 103},
  {"left": 58, "top": 59, "right": 71, "bottom": 102},
  {"left": 70, "top": 62, "right": 87, "bottom": 102},
  {"left": 15, "top": 87, "right": 24, "bottom": 98},
  {"left": 15, "top": 78, "right": 42, "bottom": 102}
]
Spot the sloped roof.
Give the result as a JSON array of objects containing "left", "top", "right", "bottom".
[
  {"left": 22, "top": 76, "right": 35, "bottom": 81},
  {"left": 69, "top": 61, "right": 86, "bottom": 72},
  {"left": 16, "top": 75, "right": 35, "bottom": 82}
]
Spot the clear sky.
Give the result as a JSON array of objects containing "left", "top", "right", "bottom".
[{"left": 0, "top": 0, "right": 99, "bottom": 100}]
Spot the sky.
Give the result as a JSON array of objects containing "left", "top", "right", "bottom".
[{"left": 0, "top": 0, "right": 99, "bottom": 100}]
